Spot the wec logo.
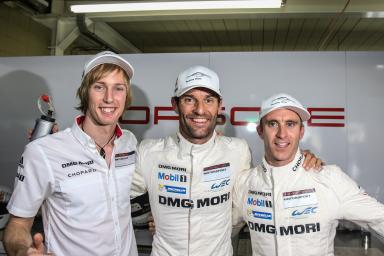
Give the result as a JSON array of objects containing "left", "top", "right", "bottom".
[
  {"left": 292, "top": 207, "right": 317, "bottom": 217},
  {"left": 211, "top": 179, "right": 230, "bottom": 190}
]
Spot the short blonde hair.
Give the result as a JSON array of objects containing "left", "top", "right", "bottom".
[{"left": 76, "top": 64, "right": 132, "bottom": 114}]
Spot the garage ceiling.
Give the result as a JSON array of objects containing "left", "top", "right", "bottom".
[{"left": 6, "top": 0, "right": 384, "bottom": 54}]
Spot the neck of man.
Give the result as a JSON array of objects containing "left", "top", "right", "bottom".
[
  {"left": 82, "top": 116, "right": 116, "bottom": 146},
  {"left": 264, "top": 147, "right": 300, "bottom": 168}
]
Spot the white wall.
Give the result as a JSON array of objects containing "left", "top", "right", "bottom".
[{"left": 0, "top": 52, "right": 383, "bottom": 203}]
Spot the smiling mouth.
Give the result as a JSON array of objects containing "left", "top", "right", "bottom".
[
  {"left": 188, "top": 117, "right": 210, "bottom": 126},
  {"left": 101, "top": 107, "right": 116, "bottom": 114},
  {"left": 275, "top": 141, "right": 289, "bottom": 148}
]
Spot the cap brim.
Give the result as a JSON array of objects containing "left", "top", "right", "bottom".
[
  {"left": 84, "top": 55, "right": 134, "bottom": 80},
  {"left": 174, "top": 85, "right": 222, "bottom": 97},
  {"left": 259, "top": 106, "right": 311, "bottom": 123}
]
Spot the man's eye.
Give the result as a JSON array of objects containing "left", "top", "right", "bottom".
[
  {"left": 205, "top": 97, "right": 216, "bottom": 104},
  {"left": 93, "top": 84, "right": 104, "bottom": 90},
  {"left": 267, "top": 121, "right": 278, "bottom": 127},
  {"left": 286, "top": 121, "right": 298, "bottom": 127},
  {"left": 115, "top": 85, "right": 126, "bottom": 91},
  {"left": 182, "top": 97, "right": 195, "bottom": 104}
]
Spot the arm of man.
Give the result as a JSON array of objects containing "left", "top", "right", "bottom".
[
  {"left": 231, "top": 170, "right": 250, "bottom": 237},
  {"left": 231, "top": 140, "right": 252, "bottom": 236},
  {"left": 130, "top": 140, "right": 149, "bottom": 198},
  {"left": 331, "top": 166, "right": 384, "bottom": 237},
  {"left": 3, "top": 215, "right": 45, "bottom": 256}
]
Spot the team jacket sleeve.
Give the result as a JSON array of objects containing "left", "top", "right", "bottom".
[
  {"left": 232, "top": 169, "right": 249, "bottom": 235},
  {"left": 7, "top": 143, "right": 54, "bottom": 218},
  {"left": 130, "top": 141, "right": 148, "bottom": 198},
  {"left": 232, "top": 140, "right": 252, "bottom": 233},
  {"left": 331, "top": 166, "right": 384, "bottom": 238}
]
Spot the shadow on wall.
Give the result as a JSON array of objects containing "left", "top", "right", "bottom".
[
  {"left": 120, "top": 83, "right": 151, "bottom": 142},
  {"left": 0, "top": 70, "right": 51, "bottom": 189}
]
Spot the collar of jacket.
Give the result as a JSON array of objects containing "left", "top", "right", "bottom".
[
  {"left": 172, "top": 131, "right": 217, "bottom": 159},
  {"left": 261, "top": 149, "right": 304, "bottom": 174}
]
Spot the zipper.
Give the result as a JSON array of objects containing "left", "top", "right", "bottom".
[
  {"left": 187, "top": 145, "right": 194, "bottom": 255},
  {"left": 270, "top": 168, "right": 279, "bottom": 256}
]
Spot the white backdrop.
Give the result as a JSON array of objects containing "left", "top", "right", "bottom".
[{"left": 0, "top": 52, "right": 383, "bottom": 203}]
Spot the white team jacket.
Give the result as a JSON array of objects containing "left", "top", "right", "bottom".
[
  {"left": 132, "top": 132, "right": 251, "bottom": 256},
  {"left": 8, "top": 118, "right": 138, "bottom": 256},
  {"left": 233, "top": 149, "right": 384, "bottom": 256}
]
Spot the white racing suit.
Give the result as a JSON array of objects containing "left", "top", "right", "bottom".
[
  {"left": 132, "top": 132, "right": 251, "bottom": 256},
  {"left": 233, "top": 149, "right": 384, "bottom": 256}
]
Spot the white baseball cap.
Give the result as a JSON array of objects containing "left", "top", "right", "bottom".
[
  {"left": 82, "top": 51, "right": 134, "bottom": 80},
  {"left": 259, "top": 93, "right": 310, "bottom": 123},
  {"left": 174, "top": 65, "right": 221, "bottom": 97}
]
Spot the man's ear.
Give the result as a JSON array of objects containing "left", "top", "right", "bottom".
[
  {"left": 299, "top": 124, "right": 305, "bottom": 140},
  {"left": 257, "top": 123, "right": 263, "bottom": 139},
  {"left": 171, "top": 97, "right": 179, "bottom": 114},
  {"left": 218, "top": 100, "right": 223, "bottom": 115}
]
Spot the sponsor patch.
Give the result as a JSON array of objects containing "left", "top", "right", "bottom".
[
  {"left": 115, "top": 151, "right": 135, "bottom": 167},
  {"left": 207, "top": 178, "right": 230, "bottom": 192},
  {"left": 291, "top": 206, "right": 318, "bottom": 218},
  {"left": 67, "top": 168, "right": 97, "bottom": 178},
  {"left": 248, "top": 190, "right": 272, "bottom": 197},
  {"left": 158, "top": 192, "right": 230, "bottom": 209},
  {"left": 203, "top": 163, "right": 231, "bottom": 182},
  {"left": 283, "top": 188, "right": 318, "bottom": 209},
  {"left": 159, "top": 184, "right": 187, "bottom": 194},
  {"left": 61, "top": 160, "right": 94, "bottom": 168},
  {"left": 16, "top": 172, "right": 25, "bottom": 182},
  {"left": 158, "top": 164, "right": 187, "bottom": 172},
  {"left": 247, "top": 197, "right": 272, "bottom": 208},
  {"left": 252, "top": 211, "right": 272, "bottom": 220},
  {"left": 18, "top": 157, "right": 24, "bottom": 169},
  {"left": 158, "top": 172, "right": 187, "bottom": 182},
  {"left": 248, "top": 221, "right": 320, "bottom": 236}
]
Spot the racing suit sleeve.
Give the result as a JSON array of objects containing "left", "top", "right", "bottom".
[
  {"left": 130, "top": 141, "right": 148, "bottom": 198},
  {"left": 330, "top": 166, "right": 384, "bottom": 238},
  {"left": 232, "top": 170, "right": 251, "bottom": 236},
  {"left": 232, "top": 141, "right": 252, "bottom": 236},
  {"left": 232, "top": 179, "right": 245, "bottom": 236},
  {"left": 7, "top": 143, "right": 53, "bottom": 218}
]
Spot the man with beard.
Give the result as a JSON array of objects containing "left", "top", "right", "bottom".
[
  {"left": 232, "top": 93, "right": 384, "bottom": 256},
  {"left": 132, "top": 66, "right": 321, "bottom": 255}
]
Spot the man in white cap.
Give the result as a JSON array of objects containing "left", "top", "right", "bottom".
[
  {"left": 132, "top": 68, "right": 321, "bottom": 255},
  {"left": 4, "top": 51, "right": 138, "bottom": 256},
  {"left": 232, "top": 93, "right": 384, "bottom": 256}
]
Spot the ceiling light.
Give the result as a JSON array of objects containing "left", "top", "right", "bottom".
[{"left": 70, "top": 0, "right": 283, "bottom": 13}]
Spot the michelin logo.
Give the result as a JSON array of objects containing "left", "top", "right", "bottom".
[
  {"left": 252, "top": 211, "right": 272, "bottom": 220},
  {"left": 163, "top": 185, "right": 186, "bottom": 194}
]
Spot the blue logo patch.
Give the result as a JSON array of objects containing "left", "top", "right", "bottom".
[
  {"left": 160, "top": 185, "right": 187, "bottom": 194},
  {"left": 252, "top": 211, "right": 272, "bottom": 220}
]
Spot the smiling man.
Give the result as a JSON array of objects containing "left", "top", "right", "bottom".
[
  {"left": 132, "top": 66, "right": 251, "bottom": 255},
  {"left": 131, "top": 68, "right": 321, "bottom": 256},
  {"left": 4, "top": 51, "right": 138, "bottom": 256},
  {"left": 233, "top": 93, "right": 384, "bottom": 256}
]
